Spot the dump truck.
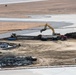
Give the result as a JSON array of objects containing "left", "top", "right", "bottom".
[{"left": 39, "top": 23, "right": 67, "bottom": 41}]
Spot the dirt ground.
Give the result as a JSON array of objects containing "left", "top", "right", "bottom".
[
  {"left": 0, "top": 22, "right": 45, "bottom": 34},
  {"left": 0, "top": 0, "right": 76, "bottom": 17},
  {"left": 0, "top": 39, "right": 76, "bottom": 67}
]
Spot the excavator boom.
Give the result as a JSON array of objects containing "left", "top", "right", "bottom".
[
  {"left": 40, "top": 24, "right": 55, "bottom": 35},
  {"left": 40, "top": 23, "right": 67, "bottom": 41}
]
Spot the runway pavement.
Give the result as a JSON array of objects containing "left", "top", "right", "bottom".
[
  {"left": 0, "top": 0, "right": 44, "bottom": 4},
  {"left": 0, "top": 66, "right": 76, "bottom": 75}
]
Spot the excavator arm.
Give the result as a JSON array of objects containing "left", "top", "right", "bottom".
[
  {"left": 40, "top": 23, "right": 55, "bottom": 35},
  {"left": 40, "top": 23, "right": 67, "bottom": 41}
]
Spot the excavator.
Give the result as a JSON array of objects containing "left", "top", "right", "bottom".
[
  {"left": 4, "top": 23, "right": 67, "bottom": 41},
  {"left": 39, "top": 23, "right": 67, "bottom": 41}
]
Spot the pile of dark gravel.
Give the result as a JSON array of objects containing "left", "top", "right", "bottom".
[{"left": 65, "top": 32, "right": 76, "bottom": 39}]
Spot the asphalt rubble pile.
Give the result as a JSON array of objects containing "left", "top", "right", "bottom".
[
  {"left": 0, "top": 55, "right": 37, "bottom": 68},
  {"left": 65, "top": 32, "right": 76, "bottom": 39}
]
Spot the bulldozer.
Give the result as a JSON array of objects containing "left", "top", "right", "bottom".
[{"left": 40, "top": 23, "right": 67, "bottom": 41}]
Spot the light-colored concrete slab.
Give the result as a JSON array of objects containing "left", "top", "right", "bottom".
[
  {"left": 0, "top": 0, "right": 44, "bottom": 4},
  {"left": 0, "top": 66, "right": 76, "bottom": 75}
]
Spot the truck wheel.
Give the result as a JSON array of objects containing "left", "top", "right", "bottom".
[{"left": 61, "top": 37, "right": 66, "bottom": 41}]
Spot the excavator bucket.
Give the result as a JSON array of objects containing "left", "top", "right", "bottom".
[{"left": 40, "top": 28, "right": 46, "bottom": 33}]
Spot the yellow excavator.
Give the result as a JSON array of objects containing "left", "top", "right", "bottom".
[
  {"left": 5, "top": 23, "right": 67, "bottom": 41},
  {"left": 40, "top": 23, "right": 67, "bottom": 41}
]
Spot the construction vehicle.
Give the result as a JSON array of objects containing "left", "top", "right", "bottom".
[
  {"left": 5, "top": 33, "right": 41, "bottom": 40},
  {"left": 6, "top": 33, "right": 17, "bottom": 41},
  {"left": 3, "top": 24, "right": 67, "bottom": 41},
  {"left": 40, "top": 23, "right": 67, "bottom": 41}
]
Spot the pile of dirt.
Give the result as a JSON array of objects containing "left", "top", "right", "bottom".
[
  {"left": 65, "top": 32, "right": 76, "bottom": 39},
  {"left": 0, "top": 39, "right": 76, "bottom": 68}
]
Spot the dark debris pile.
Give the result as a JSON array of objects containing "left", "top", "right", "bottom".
[
  {"left": 0, "top": 55, "right": 37, "bottom": 68},
  {"left": 0, "top": 42, "right": 20, "bottom": 50},
  {"left": 65, "top": 32, "right": 76, "bottom": 39}
]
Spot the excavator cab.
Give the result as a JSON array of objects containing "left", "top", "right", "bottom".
[
  {"left": 53, "top": 33, "right": 60, "bottom": 35},
  {"left": 7, "top": 33, "right": 17, "bottom": 41}
]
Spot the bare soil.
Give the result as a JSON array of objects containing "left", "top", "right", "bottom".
[
  {"left": 0, "top": 0, "right": 76, "bottom": 18},
  {"left": 0, "top": 39, "right": 76, "bottom": 67},
  {"left": 0, "top": 22, "right": 45, "bottom": 34}
]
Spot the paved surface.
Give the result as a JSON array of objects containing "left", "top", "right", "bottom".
[
  {"left": 0, "top": 0, "right": 44, "bottom": 4},
  {"left": 0, "top": 66, "right": 76, "bottom": 75}
]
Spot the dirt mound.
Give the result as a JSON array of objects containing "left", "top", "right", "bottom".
[{"left": 65, "top": 32, "right": 76, "bottom": 39}]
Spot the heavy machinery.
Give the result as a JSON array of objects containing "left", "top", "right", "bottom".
[
  {"left": 4, "top": 24, "right": 67, "bottom": 41},
  {"left": 40, "top": 23, "right": 67, "bottom": 41},
  {"left": 5, "top": 33, "right": 40, "bottom": 40}
]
